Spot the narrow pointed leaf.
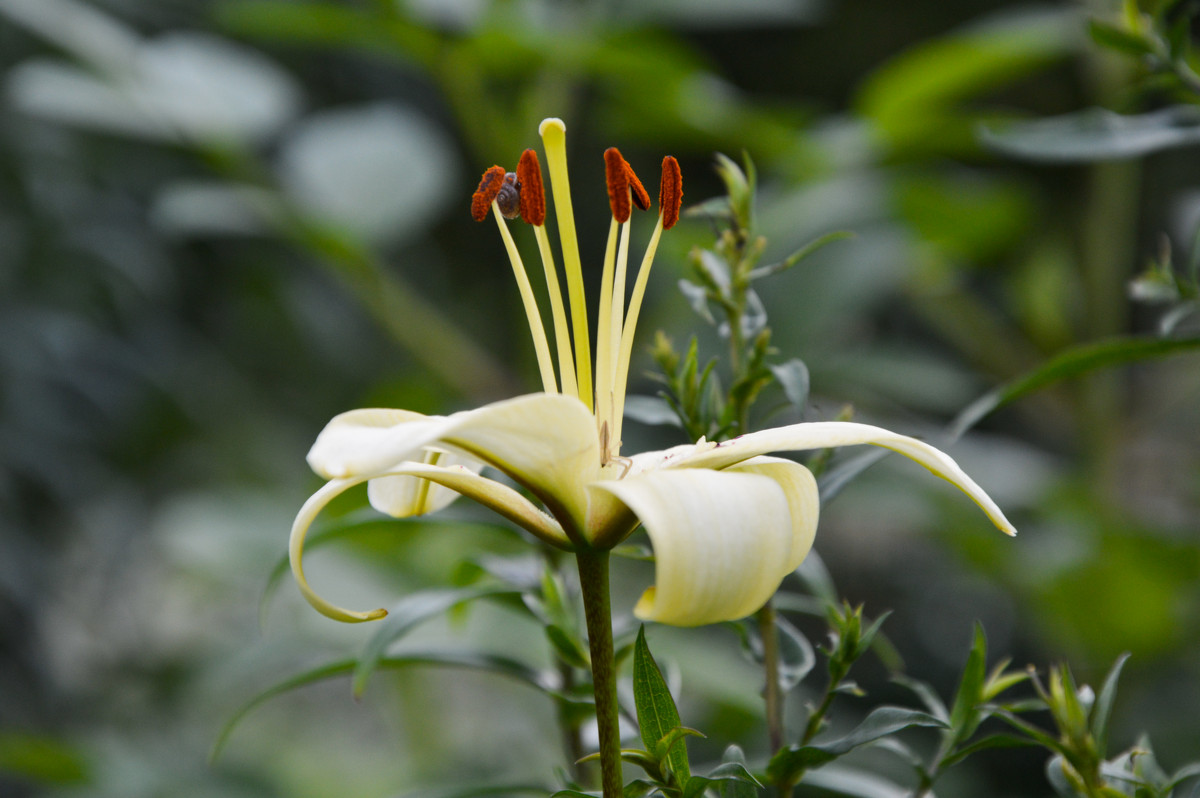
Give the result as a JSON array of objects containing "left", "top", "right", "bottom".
[
  {"left": 948, "top": 624, "right": 988, "bottom": 736},
  {"left": 1090, "top": 651, "right": 1130, "bottom": 758},
  {"left": 766, "top": 707, "right": 947, "bottom": 783},
  {"left": 213, "top": 651, "right": 552, "bottom": 762},
  {"left": 633, "top": 627, "right": 690, "bottom": 782},
  {"left": 353, "top": 586, "right": 519, "bottom": 696},
  {"left": 683, "top": 762, "right": 762, "bottom": 798}
]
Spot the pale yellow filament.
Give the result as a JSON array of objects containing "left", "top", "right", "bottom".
[
  {"left": 612, "top": 214, "right": 665, "bottom": 450},
  {"left": 493, "top": 204, "right": 558, "bottom": 394},
  {"left": 533, "top": 224, "right": 578, "bottom": 401},
  {"left": 539, "top": 118, "right": 593, "bottom": 410}
]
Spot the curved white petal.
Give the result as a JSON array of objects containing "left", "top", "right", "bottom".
[
  {"left": 596, "top": 469, "right": 794, "bottom": 627},
  {"left": 725, "top": 456, "right": 819, "bottom": 572},
  {"left": 290, "top": 475, "right": 388, "bottom": 623},
  {"left": 305, "top": 394, "right": 600, "bottom": 538},
  {"left": 291, "top": 462, "right": 572, "bottom": 622},
  {"left": 307, "top": 407, "right": 436, "bottom": 477},
  {"left": 367, "top": 449, "right": 481, "bottom": 518},
  {"left": 666, "top": 421, "right": 1017, "bottom": 537}
]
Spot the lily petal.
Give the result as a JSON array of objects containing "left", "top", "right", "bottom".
[
  {"left": 725, "top": 456, "right": 819, "bottom": 572},
  {"left": 306, "top": 394, "right": 601, "bottom": 540},
  {"left": 597, "top": 469, "right": 794, "bottom": 627},
  {"left": 667, "top": 421, "right": 1017, "bottom": 537},
  {"left": 291, "top": 461, "right": 572, "bottom": 622},
  {"left": 367, "top": 449, "right": 482, "bottom": 518}
]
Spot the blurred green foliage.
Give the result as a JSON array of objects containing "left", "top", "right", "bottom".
[{"left": 2, "top": 0, "right": 1200, "bottom": 796}]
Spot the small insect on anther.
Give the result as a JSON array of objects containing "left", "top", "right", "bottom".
[{"left": 496, "top": 172, "right": 521, "bottom": 219}]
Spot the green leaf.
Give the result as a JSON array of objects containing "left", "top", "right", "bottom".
[
  {"left": 1087, "top": 19, "right": 1158, "bottom": 56},
  {"left": 891, "top": 675, "right": 950, "bottom": 724},
  {"left": 717, "top": 747, "right": 761, "bottom": 798},
  {"left": 776, "top": 616, "right": 816, "bottom": 690},
  {"left": 766, "top": 707, "right": 948, "bottom": 783},
  {"left": 858, "top": 8, "right": 1077, "bottom": 153},
  {"left": 633, "top": 626, "right": 690, "bottom": 783},
  {"left": 682, "top": 762, "right": 762, "bottom": 798},
  {"left": 981, "top": 106, "right": 1200, "bottom": 163},
  {"left": 768, "top": 359, "right": 810, "bottom": 411},
  {"left": 954, "top": 334, "right": 1200, "bottom": 439},
  {"left": 213, "top": 651, "right": 553, "bottom": 762},
  {"left": 938, "top": 733, "right": 1040, "bottom": 769},
  {"left": 1090, "top": 652, "right": 1131, "bottom": 758},
  {"left": 948, "top": 624, "right": 988, "bottom": 738},
  {"left": 799, "top": 764, "right": 912, "bottom": 798},
  {"left": 748, "top": 230, "right": 854, "bottom": 280},
  {"left": 353, "top": 586, "right": 520, "bottom": 697},
  {"left": 546, "top": 624, "right": 591, "bottom": 669},
  {"left": 823, "top": 334, "right": 1200, "bottom": 504},
  {"left": 0, "top": 732, "right": 89, "bottom": 786}
]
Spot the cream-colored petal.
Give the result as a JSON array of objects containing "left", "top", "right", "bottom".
[
  {"left": 304, "top": 394, "right": 601, "bottom": 539},
  {"left": 290, "top": 462, "right": 572, "bottom": 623},
  {"left": 596, "top": 469, "right": 794, "bottom": 627},
  {"left": 725, "top": 456, "right": 818, "bottom": 572},
  {"left": 367, "top": 449, "right": 481, "bottom": 518},
  {"left": 666, "top": 421, "right": 1017, "bottom": 537}
]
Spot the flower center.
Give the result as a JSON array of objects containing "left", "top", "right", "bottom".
[{"left": 472, "top": 118, "right": 683, "bottom": 467}]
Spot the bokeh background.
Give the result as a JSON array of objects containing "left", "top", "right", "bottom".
[{"left": 2, "top": 0, "right": 1198, "bottom": 796}]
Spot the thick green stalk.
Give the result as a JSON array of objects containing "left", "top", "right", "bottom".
[{"left": 576, "top": 550, "right": 622, "bottom": 798}]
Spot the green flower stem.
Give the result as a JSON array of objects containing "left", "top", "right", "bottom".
[
  {"left": 756, "top": 601, "right": 784, "bottom": 754},
  {"left": 576, "top": 550, "right": 622, "bottom": 798}
]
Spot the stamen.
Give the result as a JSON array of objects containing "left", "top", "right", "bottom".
[
  {"left": 516, "top": 149, "right": 546, "bottom": 226},
  {"left": 540, "top": 118, "right": 593, "bottom": 410},
  {"left": 604, "top": 148, "right": 631, "bottom": 223},
  {"left": 472, "top": 165, "right": 507, "bottom": 222},
  {"left": 658, "top": 156, "right": 682, "bottom": 230},
  {"left": 521, "top": 147, "right": 578, "bottom": 399},
  {"left": 627, "top": 163, "right": 650, "bottom": 211}
]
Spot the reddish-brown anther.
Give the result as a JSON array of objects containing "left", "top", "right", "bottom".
[
  {"left": 516, "top": 149, "right": 546, "bottom": 226},
  {"left": 604, "top": 147, "right": 651, "bottom": 222},
  {"left": 626, "top": 163, "right": 650, "bottom": 212},
  {"left": 658, "top": 156, "right": 682, "bottom": 230},
  {"left": 604, "top": 148, "right": 631, "bottom": 223},
  {"left": 471, "top": 165, "right": 507, "bottom": 222}
]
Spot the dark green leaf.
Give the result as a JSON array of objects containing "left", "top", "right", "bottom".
[
  {"left": 768, "top": 359, "right": 810, "bottom": 410},
  {"left": 683, "top": 762, "right": 762, "bottom": 798},
  {"left": 982, "top": 106, "right": 1200, "bottom": 163},
  {"left": 766, "top": 707, "right": 947, "bottom": 783},
  {"left": 939, "top": 733, "right": 1040, "bottom": 769},
  {"left": 1087, "top": 19, "right": 1158, "bottom": 56},
  {"left": 823, "top": 335, "right": 1200, "bottom": 504},
  {"left": 546, "top": 624, "right": 591, "bottom": 669},
  {"left": 354, "top": 586, "right": 520, "bottom": 697},
  {"left": 213, "top": 651, "right": 553, "bottom": 762},
  {"left": 633, "top": 627, "right": 690, "bottom": 782},
  {"left": 776, "top": 616, "right": 816, "bottom": 690},
  {"left": 948, "top": 624, "right": 988, "bottom": 737},
  {"left": 891, "top": 674, "right": 949, "bottom": 724},
  {"left": 0, "top": 732, "right": 89, "bottom": 785},
  {"left": 623, "top": 395, "right": 685, "bottom": 427},
  {"left": 799, "top": 764, "right": 912, "bottom": 798},
  {"left": 1090, "top": 652, "right": 1131, "bottom": 758},
  {"left": 748, "top": 230, "right": 855, "bottom": 280},
  {"left": 718, "top": 746, "right": 760, "bottom": 798},
  {"left": 948, "top": 335, "right": 1200, "bottom": 440},
  {"left": 622, "top": 780, "right": 657, "bottom": 798}
]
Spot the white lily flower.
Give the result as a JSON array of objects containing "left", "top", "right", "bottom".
[{"left": 291, "top": 118, "right": 1016, "bottom": 628}]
